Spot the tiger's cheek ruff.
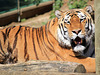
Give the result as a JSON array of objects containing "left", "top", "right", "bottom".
[
  {"left": 57, "top": 24, "right": 71, "bottom": 48},
  {"left": 85, "top": 19, "right": 95, "bottom": 43},
  {"left": 77, "top": 11, "right": 95, "bottom": 44}
]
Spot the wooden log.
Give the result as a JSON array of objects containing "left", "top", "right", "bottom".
[
  {"left": 0, "top": 60, "right": 86, "bottom": 74},
  {"left": 0, "top": 71, "right": 96, "bottom": 75}
]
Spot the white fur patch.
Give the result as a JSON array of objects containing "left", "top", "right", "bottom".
[
  {"left": 57, "top": 28, "right": 71, "bottom": 47},
  {"left": 91, "top": 23, "right": 95, "bottom": 35},
  {"left": 71, "top": 33, "right": 77, "bottom": 39},
  {"left": 73, "top": 45, "right": 85, "bottom": 52},
  {"left": 71, "top": 30, "right": 84, "bottom": 39},
  {"left": 77, "top": 12, "right": 86, "bottom": 21},
  {"left": 85, "top": 19, "right": 95, "bottom": 43},
  {"left": 65, "top": 15, "right": 71, "bottom": 24}
]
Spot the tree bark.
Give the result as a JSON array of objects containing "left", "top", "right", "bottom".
[{"left": 95, "top": 0, "right": 100, "bottom": 74}]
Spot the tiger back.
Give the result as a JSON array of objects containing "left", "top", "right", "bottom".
[{"left": 0, "top": 6, "right": 95, "bottom": 72}]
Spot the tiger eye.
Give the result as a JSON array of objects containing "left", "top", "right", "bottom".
[{"left": 67, "top": 21, "right": 70, "bottom": 24}]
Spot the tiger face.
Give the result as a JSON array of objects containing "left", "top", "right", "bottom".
[{"left": 55, "top": 7, "right": 95, "bottom": 55}]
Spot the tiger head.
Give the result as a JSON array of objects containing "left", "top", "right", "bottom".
[{"left": 55, "top": 6, "right": 95, "bottom": 55}]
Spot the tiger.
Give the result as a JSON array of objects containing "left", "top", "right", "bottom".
[{"left": 0, "top": 6, "right": 95, "bottom": 72}]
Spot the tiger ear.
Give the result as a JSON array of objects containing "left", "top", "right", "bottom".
[
  {"left": 84, "top": 5, "right": 94, "bottom": 14},
  {"left": 55, "top": 10, "right": 63, "bottom": 19}
]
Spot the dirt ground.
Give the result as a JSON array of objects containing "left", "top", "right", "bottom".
[{"left": 6, "top": 0, "right": 94, "bottom": 28}]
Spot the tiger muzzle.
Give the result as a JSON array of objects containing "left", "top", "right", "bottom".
[{"left": 71, "top": 36, "right": 86, "bottom": 47}]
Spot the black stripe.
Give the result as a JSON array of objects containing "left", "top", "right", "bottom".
[
  {"left": 19, "top": 27, "right": 22, "bottom": 39},
  {"left": 24, "top": 27, "right": 27, "bottom": 58},
  {"left": 45, "top": 23, "right": 54, "bottom": 48},
  {"left": 64, "top": 26, "right": 68, "bottom": 35},
  {"left": 0, "top": 51, "right": 5, "bottom": 57},
  {"left": 59, "top": 24, "right": 68, "bottom": 40},
  {"left": 61, "top": 23, "right": 65, "bottom": 32},
  {"left": 5, "top": 28, "right": 9, "bottom": 36},
  {"left": 13, "top": 26, "right": 21, "bottom": 50},
  {"left": 71, "top": 15, "right": 73, "bottom": 17},
  {"left": 67, "top": 13, "right": 70, "bottom": 15},
  {"left": 84, "top": 44, "right": 90, "bottom": 54},
  {"left": 0, "top": 40, "right": 5, "bottom": 56},
  {"left": 15, "top": 26, "right": 22, "bottom": 37},
  {"left": 90, "top": 19, "right": 92, "bottom": 27},
  {"left": 40, "top": 27, "right": 49, "bottom": 57},
  {"left": 7, "top": 41, "right": 12, "bottom": 54},
  {"left": 5, "top": 26, "right": 15, "bottom": 37},
  {"left": 41, "top": 27, "right": 50, "bottom": 60},
  {"left": 67, "top": 21, "right": 70, "bottom": 24},
  {"left": 76, "top": 11, "right": 80, "bottom": 13},
  {"left": 87, "top": 19, "right": 90, "bottom": 31},
  {"left": 32, "top": 28, "right": 39, "bottom": 60},
  {"left": 45, "top": 23, "right": 64, "bottom": 60},
  {"left": 59, "top": 25, "right": 63, "bottom": 35},
  {"left": 1, "top": 31, "right": 6, "bottom": 44},
  {"left": 6, "top": 26, "right": 15, "bottom": 37},
  {"left": 36, "top": 28, "right": 43, "bottom": 53},
  {"left": 24, "top": 27, "right": 29, "bottom": 61},
  {"left": 80, "top": 19, "right": 83, "bottom": 22},
  {"left": 38, "top": 27, "right": 47, "bottom": 56},
  {"left": 62, "top": 18, "right": 64, "bottom": 21},
  {"left": 28, "top": 28, "right": 30, "bottom": 37},
  {"left": 61, "top": 23, "right": 63, "bottom": 28},
  {"left": 5, "top": 26, "right": 15, "bottom": 36},
  {"left": 12, "top": 26, "right": 16, "bottom": 28},
  {"left": 61, "top": 23, "right": 63, "bottom": 27},
  {"left": 7, "top": 28, "right": 11, "bottom": 37},
  {"left": 13, "top": 37, "right": 18, "bottom": 50}
]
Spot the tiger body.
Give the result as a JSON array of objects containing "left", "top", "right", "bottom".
[{"left": 0, "top": 6, "right": 95, "bottom": 72}]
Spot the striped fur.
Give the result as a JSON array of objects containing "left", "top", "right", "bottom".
[
  {"left": 56, "top": 10, "right": 95, "bottom": 58},
  {"left": 0, "top": 7, "right": 95, "bottom": 72}
]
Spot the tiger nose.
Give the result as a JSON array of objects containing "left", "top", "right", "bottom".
[{"left": 72, "top": 29, "right": 81, "bottom": 35}]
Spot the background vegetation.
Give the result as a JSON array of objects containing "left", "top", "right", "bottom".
[
  {"left": 68, "top": 0, "right": 88, "bottom": 9},
  {"left": 50, "top": 0, "right": 63, "bottom": 19}
]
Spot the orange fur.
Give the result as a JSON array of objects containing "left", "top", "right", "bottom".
[{"left": 0, "top": 8, "right": 95, "bottom": 73}]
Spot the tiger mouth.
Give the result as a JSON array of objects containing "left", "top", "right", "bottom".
[
  {"left": 74, "top": 37, "right": 82, "bottom": 45},
  {"left": 71, "top": 36, "right": 86, "bottom": 47}
]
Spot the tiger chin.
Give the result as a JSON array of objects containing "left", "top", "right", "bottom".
[{"left": 0, "top": 6, "right": 95, "bottom": 72}]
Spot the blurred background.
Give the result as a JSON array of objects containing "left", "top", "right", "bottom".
[
  {"left": 0, "top": 0, "right": 94, "bottom": 28},
  {"left": 0, "top": 0, "right": 52, "bottom": 14}
]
